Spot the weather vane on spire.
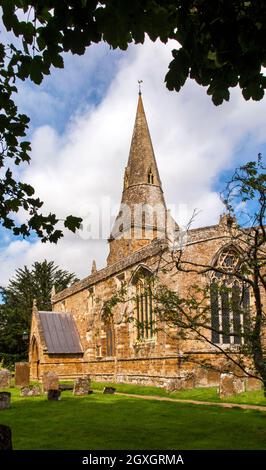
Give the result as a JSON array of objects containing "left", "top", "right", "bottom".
[{"left": 138, "top": 80, "right": 143, "bottom": 95}]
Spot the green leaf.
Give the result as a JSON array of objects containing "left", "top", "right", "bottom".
[
  {"left": 64, "top": 215, "right": 82, "bottom": 232},
  {"left": 50, "top": 53, "right": 64, "bottom": 69}
]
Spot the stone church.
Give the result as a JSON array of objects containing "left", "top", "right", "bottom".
[{"left": 29, "top": 93, "right": 255, "bottom": 388}]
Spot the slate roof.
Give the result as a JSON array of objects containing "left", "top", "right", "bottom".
[{"left": 37, "top": 311, "right": 83, "bottom": 354}]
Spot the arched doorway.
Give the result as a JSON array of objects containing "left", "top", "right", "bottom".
[{"left": 30, "top": 336, "right": 40, "bottom": 380}]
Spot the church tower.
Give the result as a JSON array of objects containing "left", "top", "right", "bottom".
[{"left": 107, "top": 92, "right": 170, "bottom": 265}]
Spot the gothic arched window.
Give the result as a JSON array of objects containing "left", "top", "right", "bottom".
[
  {"left": 136, "top": 278, "right": 153, "bottom": 339},
  {"left": 105, "top": 322, "right": 115, "bottom": 357},
  {"left": 210, "top": 247, "right": 250, "bottom": 345},
  {"left": 132, "top": 266, "right": 154, "bottom": 340}
]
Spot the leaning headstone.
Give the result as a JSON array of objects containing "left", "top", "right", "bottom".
[
  {"left": 42, "top": 371, "right": 59, "bottom": 392},
  {"left": 182, "top": 372, "right": 195, "bottom": 389},
  {"left": 20, "top": 385, "right": 41, "bottom": 397},
  {"left": 195, "top": 368, "right": 208, "bottom": 387},
  {"left": 47, "top": 389, "right": 61, "bottom": 401},
  {"left": 219, "top": 373, "right": 245, "bottom": 398},
  {"left": 15, "top": 362, "right": 30, "bottom": 387},
  {"left": 103, "top": 386, "right": 116, "bottom": 394},
  {"left": 165, "top": 379, "right": 183, "bottom": 392},
  {"left": 0, "top": 391, "right": 11, "bottom": 409},
  {"left": 0, "top": 369, "right": 11, "bottom": 389},
  {"left": 0, "top": 425, "right": 12, "bottom": 450},
  {"left": 73, "top": 376, "right": 91, "bottom": 396},
  {"left": 245, "top": 377, "right": 262, "bottom": 392}
]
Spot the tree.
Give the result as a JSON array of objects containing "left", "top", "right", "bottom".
[
  {"left": 0, "top": 260, "right": 78, "bottom": 367},
  {"left": 2, "top": 2, "right": 266, "bottom": 103},
  {"left": 1, "top": 1, "right": 265, "bottom": 241},
  {"left": 0, "top": 39, "right": 82, "bottom": 242},
  {"left": 152, "top": 156, "right": 266, "bottom": 393},
  {"left": 103, "top": 157, "right": 266, "bottom": 393}
]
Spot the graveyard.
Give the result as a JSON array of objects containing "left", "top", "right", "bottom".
[{"left": 0, "top": 367, "right": 266, "bottom": 450}]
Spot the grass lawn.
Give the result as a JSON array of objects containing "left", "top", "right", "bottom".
[
  {"left": 0, "top": 388, "right": 265, "bottom": 450},
  {"left": 92, "top": 381, "right": 266, "bottom": 406}
]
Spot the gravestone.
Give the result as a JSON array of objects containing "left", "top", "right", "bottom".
[
  {"left": 195, "top": 368, "right": 208, "bottom": 387},
  {"left": 20, "top": 385, "right": 41, "bottom": 397},
  {"left": 165, "top": 379, "right": 183, "bottom": 392},
  {"left": 0, "top": 369, "right": 11, "bottom": 389},
  {"left": 42, "top": 371, "right": 59, "bottom": 392},
  {"left": 219, "top": 373, "right": 245, "bottom": 398},
  {"left": 73, "top": 376, "right": 91, "bottom": 396},
  {"left": 0, "top": 392, "right": 11, "bottom": 409},
  {"left": 15, "top": 362, "right": 30, "bottom": 387},
  {"left": 206, "top": 369, "right": 220, "bottom": 387},
  {"left": 195, "top": 368, "right": 220, "bottom": 387},
  {"left": 47, "top": 389, "right": 61, "bottom": 401},
  {"left": 245, "top": 377, "right": 262, "bottom": 392},
  {"left": 182, "top": 372, "right": 195, "bottom": 389},
  {"left": 0, "top": 425, "right": 12, "bottom": 450},
  {"left": 103, "top": 386, "right": 116, "bottom": 394}
]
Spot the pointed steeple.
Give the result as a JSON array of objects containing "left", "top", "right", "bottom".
[
  {"left": 122, "top": 93, "right": 164, "bottom": 199},
  {"left": 107, "top": 92, "right": 169, "bottom": 266}
]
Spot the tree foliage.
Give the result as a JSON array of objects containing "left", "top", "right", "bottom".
[
  {"left": 156, "top": 157, "right": 266, "bottom": 391},
  {"left": 0, "top": 260, "right": 78, "bottom": 368},
  {"left": 1, "top": 1, "right": 266, "bottom": 240},
  {"left": 2, "top": 1, "right": 266, "bottom": 103}
]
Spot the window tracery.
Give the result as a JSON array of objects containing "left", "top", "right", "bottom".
[{"left": 210, "top": 247, "right": 249, "bottom": 345}]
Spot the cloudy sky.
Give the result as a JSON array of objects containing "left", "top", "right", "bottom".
[{"left": 1, "top": 36, "right": 266, "bottom": 286}]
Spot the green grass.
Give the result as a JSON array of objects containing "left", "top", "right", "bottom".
[
  {"left": 91, "top": 381, "right": 266, "bottom": 406},
  {"left": 0, "top": 388, "right": 265, "bottom": 449}
]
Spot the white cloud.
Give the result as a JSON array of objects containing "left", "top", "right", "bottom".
[
  {"left": 1, "top": 38, "right": 266, "bottom": 285},
  {"left": 15, "top": 44, "right": 123, "bottom": 131}
]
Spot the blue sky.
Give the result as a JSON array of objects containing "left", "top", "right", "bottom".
[{"left": 0, "top": 36, "right": 266, "bottom": 286}]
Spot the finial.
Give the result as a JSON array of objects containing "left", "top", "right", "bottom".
[
  {"left": 138, "top": 80, "right": 143, "bottom": 95},
  {"left": 91, "top": 259, "right": 97, "bottom": 274}
]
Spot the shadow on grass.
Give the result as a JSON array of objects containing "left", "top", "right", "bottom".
[{"left": 0, "top": 391, "right": 265, "bottom": 450}]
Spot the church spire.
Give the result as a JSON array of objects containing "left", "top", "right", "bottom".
[
  {"left": 107, "top": 92, "right": 168, "bottom": 266},
  {"left": 122, "top": 93, "right": 164, "bottom": 199}
]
